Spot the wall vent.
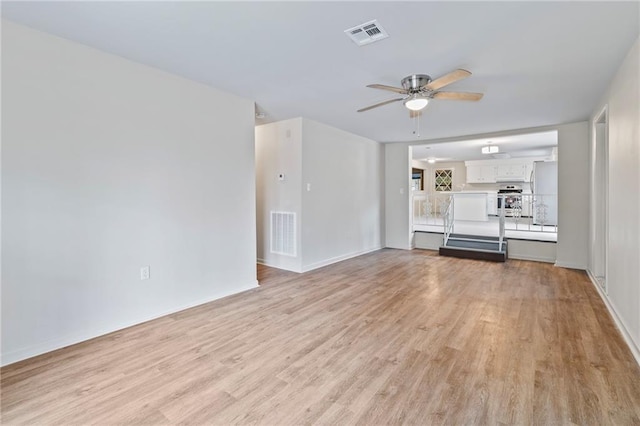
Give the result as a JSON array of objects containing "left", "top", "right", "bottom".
[
  {"left": 344, "top": 20, "right": 389, "bottom": 46},
  {"left": 270, "top": 211, "right": 296, "bottom": 257}
]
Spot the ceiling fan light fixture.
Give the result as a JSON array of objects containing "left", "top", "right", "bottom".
[
  {"left": 404, "top": 95, "right": 429, "bottom": 111},
  {"left": 481, "top": 145, "right": 499, "bottom": 154}
]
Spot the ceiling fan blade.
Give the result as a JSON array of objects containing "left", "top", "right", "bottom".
[
  {"left": 433, "top": 91, "right": 484, "bottom": 101},
  {"left": 366, "top": 84, "right": 408, "bottom": 94},
  {"left": 425, "top": 69, "right": 472, "bottom": 90},
  {"left": 357, "top": 97, "right": 405, "bottom": 112}
]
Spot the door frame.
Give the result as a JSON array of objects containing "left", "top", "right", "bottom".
[{"left": 591, "top": 105, "right": 609, "bottom": 293}]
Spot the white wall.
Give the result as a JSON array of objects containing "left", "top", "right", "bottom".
[
  {"left": 255, "top": 119, "right": 303, "bottom": 272},
  {"left": 301, "top": 119, "right": 384, "bottom": 271},
  {"left": 386, "top": 122, "right": 590, "bottom": 266},
  {"left": 385, "top": 143, "right": 412, "bottom": 249},
  {"left": 1, "top": 21, "right": 258, "bottom": 365},
  {"left": 590, "top": 37, "right": 640, "bottom": 359},
  {"left": 554, "top": 122, "right": 590, "bottom": 268},
  {"left": 255, "top": 118, "right": 384, "bottom": 272}
]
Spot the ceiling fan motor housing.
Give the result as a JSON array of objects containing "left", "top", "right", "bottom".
[{"left": 401, "top": 74, "right": 431, "bottom": 92}]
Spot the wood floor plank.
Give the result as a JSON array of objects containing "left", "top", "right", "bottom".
[{"left": 2, "top": 249, "right": 640, "bottom": 424}]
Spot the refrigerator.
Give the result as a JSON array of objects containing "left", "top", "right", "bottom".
[{"left": 530, "top": 161, "right": 557, "bottom": 226}]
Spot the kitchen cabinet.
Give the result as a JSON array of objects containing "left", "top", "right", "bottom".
[
  {"left": 496, "top": 164, "right": 526, "bottom": 181},
  {"left": 466, "top": 159, "right": 543, "bottom": 184},
  {"left": 466, "top": 165, "right": 497, "bottom": 183}
]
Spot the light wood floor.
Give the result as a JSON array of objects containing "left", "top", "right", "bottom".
[{"left": 2, "top": 249, "right": 640, "bottom": 424}]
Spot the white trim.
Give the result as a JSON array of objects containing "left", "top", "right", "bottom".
[
  {"left": 388, "top": 245, "right": 414, "bottom": 251},
  {"left": 1, "top": 280, "right": 260, "bottom": 367},
  {"left": 301, "top": 246, "right": 382, "bottom": 273},
  {"left": 257, "top": 260, "right": 301, "bottom": 273},
  {"left": 554, "top": 261, "right": 586, "bottom": 270},
  {"left": 257, "top": 258, "right": 302, "bottom": 273},
  {"left": 509, "top": 254, "right": 555, "bottom": 263},
  {"left": 586, "top": 270, "right": 640, "bottom": 367},
  {"left": 590, "top": 105, "right": 609, "bottom": 294}
]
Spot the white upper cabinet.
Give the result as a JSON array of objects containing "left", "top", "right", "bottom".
[
  {"left": 466, "top": 165, "right": 497, "bottom": 183},
  {"left": 495, "top": 163, "right": 526, "bottom": 181},
  {"left": 466, "top": 159, "right": 540, "bottom": 184}
]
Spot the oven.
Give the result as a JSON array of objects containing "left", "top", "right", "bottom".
[{"left": 497, "top": 185, "right": 523, "bottom": 217}]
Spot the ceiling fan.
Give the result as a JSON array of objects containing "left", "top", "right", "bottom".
[{"left": 357, "top": 69, "right": 483, "bottom": 115}]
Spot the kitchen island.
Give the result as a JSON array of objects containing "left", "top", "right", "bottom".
[{"left": 452, "top": 192, "right": 490, "bottom": 222}]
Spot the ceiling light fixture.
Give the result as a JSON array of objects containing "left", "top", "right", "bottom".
[
  {"left": 427, "top": 158, "right": 436, "bottom": 164},
  {"left": 404, "top": 94, "right": 429, "bottom": 111},
  {"left": 482, "top": 145, "right": 499, "bottom": 154}
]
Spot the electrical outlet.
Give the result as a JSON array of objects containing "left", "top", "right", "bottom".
[{"left": 140, "top": 266, "right": 150, "bottom": 280}]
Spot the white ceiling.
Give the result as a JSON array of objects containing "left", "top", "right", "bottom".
[
  {"left": 411, "top": 131, "right": 558, "bottom": 162},
  {"left": 2, "top": 2, "right": 638, "bottom": 143}
]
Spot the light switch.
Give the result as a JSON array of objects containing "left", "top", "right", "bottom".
[{"left": 306, "top": 183, "right": 311, "bottom": 192}]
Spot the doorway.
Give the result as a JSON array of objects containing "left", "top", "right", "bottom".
[{"left": 592, "top": 107, "right": 608, "bottom": 292}]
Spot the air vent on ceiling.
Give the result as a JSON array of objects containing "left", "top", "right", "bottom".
[{"left": 344, "top": 19, "right": 389, "bottom": 46}]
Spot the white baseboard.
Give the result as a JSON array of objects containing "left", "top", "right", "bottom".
[
  {"left": 1, "top": 280, "right": 259, "bottom": 367},
  {"left": 586, "top": 270, "right": 640, "bottom": 367},
  {"left": 386, "top": 245, "right": 414, "bottom": 250},
  {"left": 554, "top": 261, "right": 586, "bottom": 270},
  {"left": 301, "top": 246, "right": 382, "bottom": 273},
  {"left": 257, "top": 260, "right": 301, "bottom": 273},
  {"left": 510, "top": 254, "right": 555, "bottom": 263}
]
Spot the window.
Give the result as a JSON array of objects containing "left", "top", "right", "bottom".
[
  {"left": 434, "top": 169, "right": 453, "bottom": 192},
  {"left": 412, "top": 168, "right": 424, "bottom": 191}
]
